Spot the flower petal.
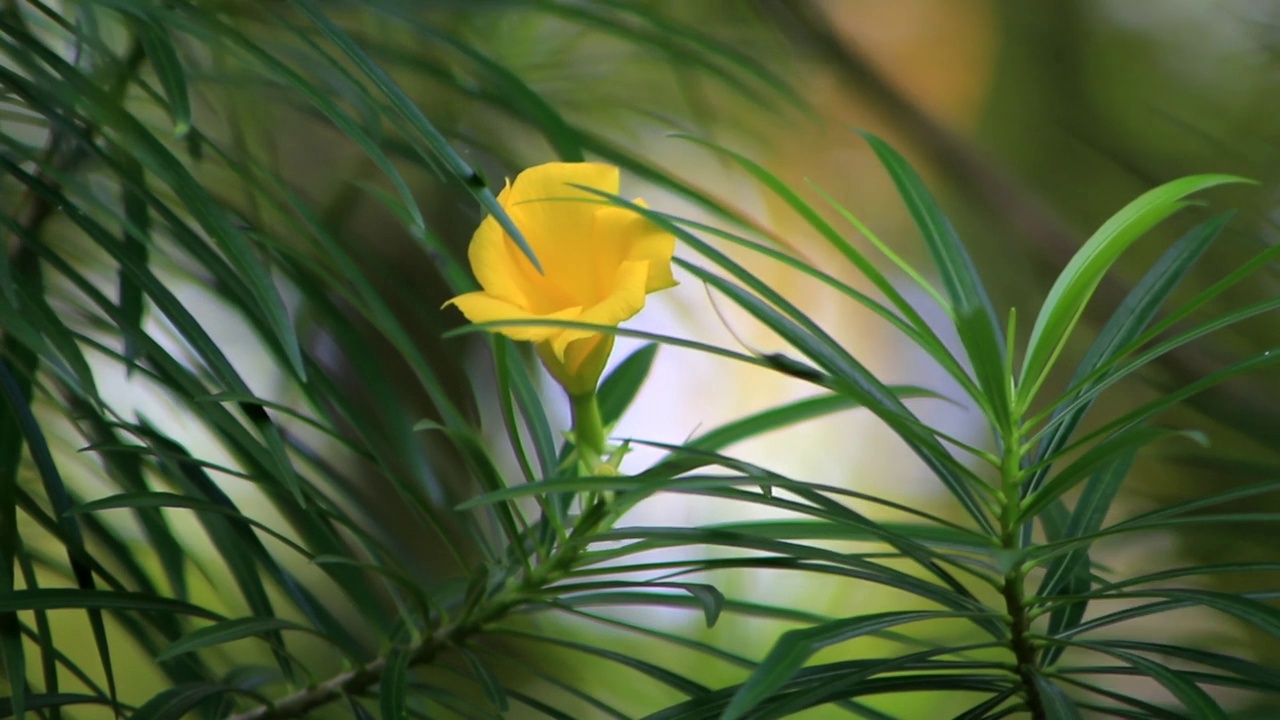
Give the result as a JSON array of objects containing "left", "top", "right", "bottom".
[
  {"left": 593, "top": 199, "right": 678, "bottom": 293},
  {"left": 547, "top": 259, "right": 649, "bottom": 360},
  {"left": 447, "top": 291, "right": 581, "bottom": 343},
  {"left": 502, "top": 163, "right": 621, "bottom": 307},
  {"left": 468, "top": 210, "right": 535, "bottom": 308}
]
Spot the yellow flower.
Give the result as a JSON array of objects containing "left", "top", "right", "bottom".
[{"left": 447, "top": 162, "right": 677, "bottom": 396}]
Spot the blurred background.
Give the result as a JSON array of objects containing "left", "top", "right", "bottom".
[{"left": 7, "top": 0, "right": 1280, "bottom": 717}]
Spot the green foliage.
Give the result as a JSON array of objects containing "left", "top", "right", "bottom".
[{"left": 0, "top": 1, "right": 1277, "bottom": 719}]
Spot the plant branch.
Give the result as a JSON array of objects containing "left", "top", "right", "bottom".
[
  {"left": 224, "top": 657, "right": 387, "bottom": 720},
  {"left": 999, "top": 422, "right": 1047, "bottom": 719},
  {"left": 222, "top": 496, "right": 613, "bottom": 720}
]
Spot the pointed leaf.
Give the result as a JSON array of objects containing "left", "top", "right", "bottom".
[
  {"left": 156, "top": 617, "right": 315, "bottom": 662},
  {"left": 598, "top": 343, "right": 659, "bottom": 426},
  {"left": 1020, "top": 175, "right": 1251, "bottom": 405},
  {"left": 722, "top": 611, "right": 976, "bottom": 720},
  {"left": 859, "top": 130, "right": 1010, "bottom": 432}
]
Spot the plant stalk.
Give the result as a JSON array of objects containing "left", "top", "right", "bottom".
[
  {"left": 222, "top": 486, "right": 612, "bottom": 720},
  {"left": 570, "top": 391, "right": 606, "bottom": 461},
  {"left": 999, "top": 427, "right": 1047, "bottom": 720}
]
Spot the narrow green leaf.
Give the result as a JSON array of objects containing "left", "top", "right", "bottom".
[
  {"left": 1089, "top": 640, "right": 1280, "bottom": 690},
  {"left": 130, "top": 683, "right": 229, "bottom": 720},
  {"left": 1055, "top": 589, "right": 1280, "bottom": 641},
  {"left": 739, "top": 642, "right": 1007, "bottom": 719},
  {"left": 1030, "top": 671, "right": 1081, "bottom": 720},
  {"left": 291, "top": 0, "right": 540, "bottom": 271},
  {"left": 598, "top": 343, "right": 659, "bottom": 426},
  {"left": 572, "top": 0, "right": 807, "bottom": 111},
  {"left": 493, "top": 340, "right": 550, "bottom": 486},
  {"left": 858, "top": 130, "right": 1010, "bottom": 433},
  {"left": 67, "top": 387, "right": 188, "bottom": 601},
  {"left": 0, "top": 353, "right": 116, "bottom": 712},
  {"left": 414, "top": 423, "right": 528, "bottom": 561},
  {"left": 587, "top": 521, "right": 996, "bottom": 625},
  {"left": 0, "top": 358, "right": 31, "bottom": 720},
  {"left": 1024, "top": 213, "right": 1230, "bottom": 507},
  {"left": 0, "top": 221, "right": 98, "bottom": 401},
  {"left": 133, "top": 17, "right": 191, "bottom": 136},
  {"left": 410, "top": 680, "right": 505, "bottom": 720},
  {"left": 0, "top": 16, "right": 307, "bottom": 380},
  {"left": 1087, "top": 563, "right": 1280, "bottom": 598},
  {"left": 144, "top": 430, "right": 291, "bottom": 649},
  {"left": 356, "top": 10, "right": 585, "bottom": 161},
  {"left": 16, "top": 553, "right": 59, "bottom": 720},
  {"left": 949, "top": 689, "right": 1021, "bottom": 720},
  {"left": 667, "top": 135, "right": 982, "bottom": 409},
  {"left": 379, "top": 644, "right": 412, "bottom": 720},
  {"left": 156, "top": 617, "right": 315, "bottom": 663},
  {"left": 551, "top": 581, "right": 724, "bottom": 628},
  {"left": 708, "top": 518, "right": 990, "bottom": 550},
  {"left": 1019, "top": 426, "right": 1202, "bottom": 524},
  {"left": 70, "top": 492, "right": 312, "bottom": 559},
  {"left": 1034, "top": 346, "right": 1280, "bottom": 474},
  {"left": 496, "top": 629, "right": 710, "bottom": 697},
  {"left": 1096, "top": 647, "right": 1227, "bottom": 720},
  {"left": 347, "top": 695, "right": 376, "bottom": 720},
  {"left": 1052, "top": 673, "right": 1182, "bottom": 719},
  {"left": 676, "top": 260, "right": 996, "bottom": 534},
  {"left": 505, "top": 690, "right": 576, "bottom": 720},
  {"left": 476, "top": 644, "right": 627, "bottom": 719},
  {"left": 1020, "top": 174, "right": 1251, "bottom": 406},
  {"left": 0, "top": 694, "right": 114, "bottom": 719},
  {"left": 0, "top": 589, "right": 222, "bottom": 619},
  {"left": 686, "top": 390, "right": 924, "bottom": 452},
  {"left": 458, "top": 648, "right": 509, "bottom": 712},
  {"left": 648, "top": 669, "right": 1011, "bottom": 720},
  {"left": 722, "top": 611, "right": 977, "bottom": 720},
  {"left": 1036, "top": 450, "right": 1137, "bottom": 667}
]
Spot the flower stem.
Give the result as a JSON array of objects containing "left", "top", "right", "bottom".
[{"left": 570, "top": 391, "right": 606, "bottom": 460}]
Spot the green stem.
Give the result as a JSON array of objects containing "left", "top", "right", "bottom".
[
  {"left": 224, "top": 482, "right": 614, "bottom": 720},
  {"left": 570, "top": 391, "right": 606, "bottom": 460},
  {"left": 999, "top": 426, "right": 1047, "bottom": 720}
]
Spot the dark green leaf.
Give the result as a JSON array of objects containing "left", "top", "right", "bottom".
[
  {"left": 722, "top": 611, "right": 980, "bottom": 720},
  {"left": 0, "top": 694, "right": 114, "bottom": 720},
  {"left": 1024, "top": 214, "right": 1230, "bottom": 507},
  {"left": 1094, "top": 647, "right": 1226, "bottom": 720},
  {"left": 134, "top": 17, "right": 191, "bottom": 136},
  {"left": 1019, "top": 174, "right": 1250, "bottom": 406},
  {"left": 0, "top": 589, "right": 221, "bottom": 619},
  {"left": 379, "top": 644, "right": 412, "bottom": 720},
  {"left": 1035, "top": 450, "right": 1137, "bottom": 667},
  {"left": 1030, "top": 671, "right": 1080, "bottom": 720},
  {"left": 131, "top": 683, "right": 229, "bottom": 720},
  {"left": 858, "top": 130, "right": 1010, "bottom": 433},
  {"left": 291, "top": 0, "right": 540, "bottom": 271},
  {"left": 458, "top": 648, "right": 509, "bottom": 712},
  {"left": 156, "top": 617, "right": 316, "bottom": 663},
  {"left": 598, "top": 343, "right": 659, "bottom": 426}
]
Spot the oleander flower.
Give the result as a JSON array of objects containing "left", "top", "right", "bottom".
[{"left": 447, "top": 162, "right": 677, "bottom": 396}]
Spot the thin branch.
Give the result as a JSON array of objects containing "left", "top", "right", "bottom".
[
  {"left": 222, "top": 497, "right": 612, "bottom": 720},
  {"left": 224, "top": 656, "right": 389, "bottom": 720}
]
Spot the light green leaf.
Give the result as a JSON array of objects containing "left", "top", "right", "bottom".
[{"left": 1020, "top": 174, "right": 1252, "bottom": 406}]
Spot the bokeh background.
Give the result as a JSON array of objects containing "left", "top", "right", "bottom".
[{"left": 9, "top": 0, "right": 1280, "bottom": 717}]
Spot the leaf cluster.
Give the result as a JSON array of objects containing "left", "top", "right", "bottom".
[{"left": 0, "top": 2, "right": 1277, "bottom": 720}]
